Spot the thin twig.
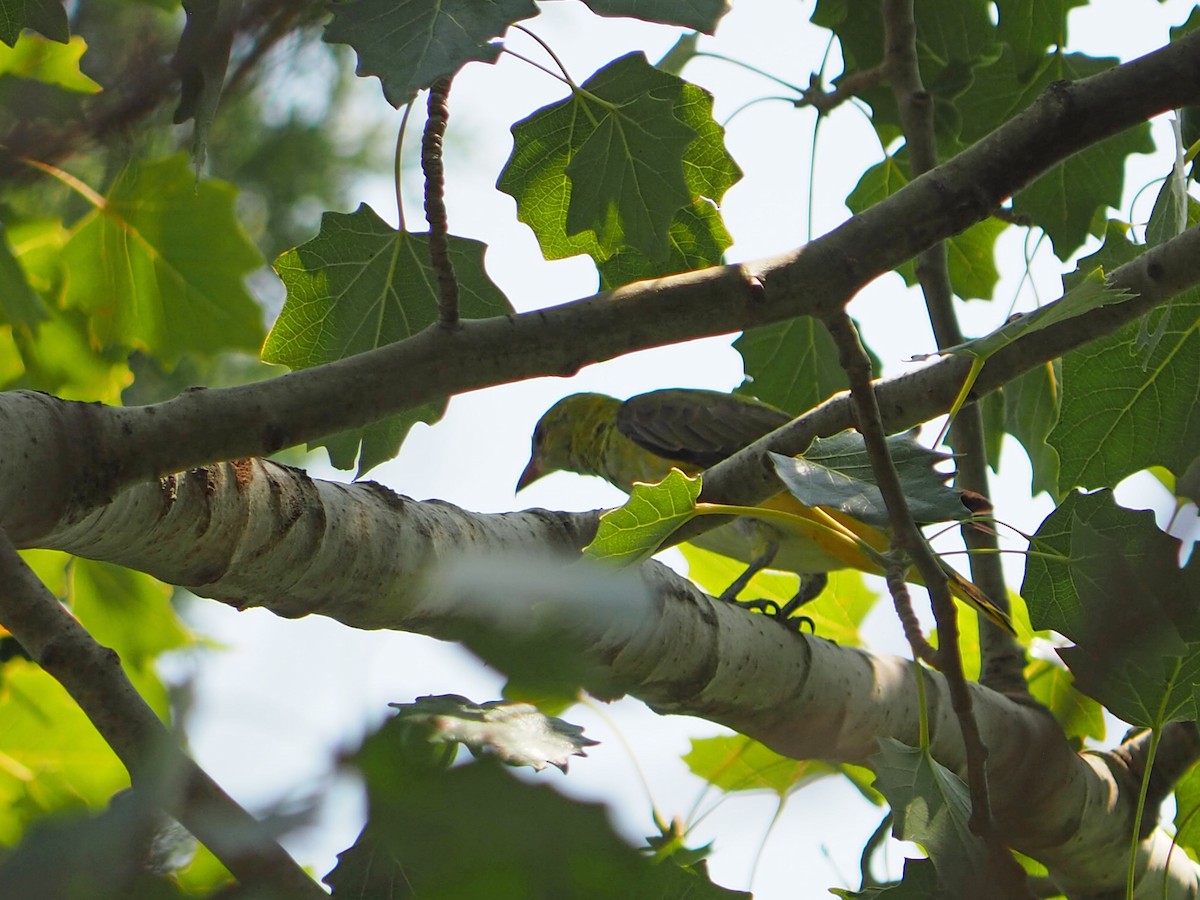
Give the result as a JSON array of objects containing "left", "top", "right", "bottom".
[
  {"left": 881, "top": 0, "right": 1025, "bottom": 696},
  {"left": 824, "top": 310, "right": 995, "bottom": 836},
  {"left": 883, "top": 563, "right": 938, "bottom": 666},
  {"left": 0, "top": 531, "right": 325, "bottom": 898},
  {"left": 422, "top": 76, "right": 459, "bottom": 329}
]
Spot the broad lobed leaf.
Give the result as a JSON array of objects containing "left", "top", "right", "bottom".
[
  {"left": 324, "top": 0, "right": 537, "bottom": 107},
  {"left": 498, "top": 52, "right": 740, "bottom": 277},
  {"left": 264, "top": 204, "right": 513, "bottom": 474}
]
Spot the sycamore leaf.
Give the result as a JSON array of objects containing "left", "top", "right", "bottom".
[
  {"left": 994, "top": 0, "right": 1087, "bottom": 77},
  {"left": 323, "top": 0, "right": 536, "bottom": 107},
  {"left": 685, "top": 734, "right": 881, "bottom": 803},
  {"left": 734, "top": 317, "right": 849, "bottom": 417},
  {"left": 498, "top": 52, "right": 739, "bottom": 267},
  {"left": 1021, "top": 490, "right": 1200, "bottom": 726},
  {"left": 596, "top": 197, "right": 731, "bottom": 289},
  {"left": 0, "top": 223, "right": 45, "bottom": 327},
  {"left": 0, "top": 33, "right": 98, "bottom": 91},
  {"left": 4, "top": 304, "right": 132, "bottom": 402},
  {"left": 1049, "top": 284, "right": 1199, "bottom": 491},
  {"left": 1024, "top": 659, "right": 1105, "bottom": 744},
  {"left": 560, "top": 90, "right": 694, "bottom": 264},
  {"left": 830, "top": 858, "right": 941, "bottom": 899},
  {"left": 0, "top": 790, "right": 190, "bottom": 899},
  {"left": 0, "top": 0, "right": 68, "bottom": 46},
  {"left": 1173, "top": 764, "right": 1200, "bottom": 866},
  {"left": 60, "top": 154, "right": 265, "bottom": 361},
  {"left": 387, "top": 695, "right": 598, "bottom": 773},
  {"left": 845, "top": 152, "right": 1001, "bottom": 301},
  {"left": 959, "top": 50, "right": 1153, "bottom": 257},
  {"left": 264, "top": 204, "right": 512, "bottom": 475},
  {"left": 585, "top": 468, "right": 702, "bottom": 565},
  {"left": 770, "top": 431, "right": 968, "bottom": 528},
  {"left": 872, "top": 739, "right": 988, "bottom": 896},
  {"left": 0, "top": 660, "right": 129, "bottom": 846},
  {"left": 580, "top": 0, "right": 729, "bottom": 33},
  {"left": 171, "top": 0, "right": 238, "bottom": 170},
  {"left": 331, "top": 743, "right": 748, "bottom": 898},
  {"left": 1000, "top": 360, "right": 1061, "bottom": 498}
]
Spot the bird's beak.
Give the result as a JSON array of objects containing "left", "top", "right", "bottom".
[{"left": 516, "top": 458, "right": 543, "bottom": 492}]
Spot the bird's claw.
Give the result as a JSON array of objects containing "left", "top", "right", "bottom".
[{"left": 733, "top": 597, "right": 815, "bottom": 633}]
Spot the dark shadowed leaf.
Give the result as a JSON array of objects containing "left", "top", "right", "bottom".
[
  {"left": 580, "top": 0, "right": 729, "bottom": 33},
  {"left": 324, "top": 0, "right": 537, "bottom": 107}
]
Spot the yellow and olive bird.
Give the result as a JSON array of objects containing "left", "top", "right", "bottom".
[{"left": 517, "top": 388, "right": 1015, "bottom": 634}]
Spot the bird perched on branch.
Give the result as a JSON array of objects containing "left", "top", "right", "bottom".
[{"left": 517, "top": 388, "right": 1015, "bottom": 635}]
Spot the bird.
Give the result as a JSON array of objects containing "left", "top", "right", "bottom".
[{"left": 517, "top": 388, "right": 1015, "bottom": 635}]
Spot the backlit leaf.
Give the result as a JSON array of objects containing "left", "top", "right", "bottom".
[{"left": 60, "top": 154, "right": 264, "bottom": 361}]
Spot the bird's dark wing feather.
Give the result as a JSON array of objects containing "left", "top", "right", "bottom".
[{"left": 616, "top": 389, "right": 791, "bottom": 468}]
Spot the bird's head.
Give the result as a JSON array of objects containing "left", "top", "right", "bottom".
[{"left": 516, "top": 392, "right": 622, "bottom": 491}]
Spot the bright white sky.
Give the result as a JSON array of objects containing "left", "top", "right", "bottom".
[{"left": 172, "top": 2, "right": 1200, "bottom": 896}]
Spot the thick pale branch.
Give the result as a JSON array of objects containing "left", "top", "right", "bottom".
[{"left": 25, "top": 458, "right": 1200, "bottom": 892}]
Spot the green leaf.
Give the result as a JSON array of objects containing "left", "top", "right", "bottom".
[
  {"left": 0, "top": 0, "right": 68, "bottom": 46},
  {"left": 994, "top": 0, "right": 1087, "bottom": 77},
  {"left": 770, "top": 430, "right": 968, "bottom": 528},
  {"left": 172, "top": 0, "right": 239, "bottom": 170},
  {"left": 561, "top": 91, "right": 694, "bottom": 263},
  {"left": 323, "top": 0, "right": 537, "bottom": 107},
  {"left": 0, "top": 791, "right": 190, "bottom": 899},
  {"left": 1049, "top": 286, "right": 1199, "bottom": 492},
  {"left": 0, "top": 33, "right": 99, "bottom": 91},
  {"left": 0, "top": 223, "right": 46, "bottom": 327},
  {"left": 1024, "top": 659, "right": 1105, "bottom": 743},
  {"left": 959, "top": 50, "right": 1155, "bottom": 256},
  {"left": 872, "top": 739, "right": 989, "bottom": 895},
  {"left": 813, "top": 0, "right": 994, "bottom": 150},
  {"left": 1022, "top": 490, "right": 1196, "bottom": 639},
  {"left": 685, "top": 734, "right": 876, "bottom": 799},
  {"left": 1013, "top": 58, "right": 1152, "bottom": 257},
  {"left": 4, "top": 304, "right": 132, "bottom": 402},
  {"left": 831, "top": 858, "right": 940, "bottom": 899},
  {"left": 1173, "top": 763, "right": 1200, "bottom": 865},
  {"left": 734, "top": 317, "right": 848, "bottom": 417},
  {"left": 585, "top": 468, "right": 703, "bottom": 565},
  {"left": 679, "top": 545, "right": 878, "bottom": 645},
  {"left": 20, "top": 552, "right": 192, "bottom": 722},
  {"left": 60, "top": 154, "right": 265, "bottom": 361},
  {"left": 1146, "top": 169, "right": 1200, "bottom": 246},
  {"left": 580, "top": 0, "right": 729, "bottom": 33},
  {"left": 1001, "top": 360, "right": 1061, "bottom": 498},
  {"left": 597, "top": 197, "right": 731, "bottom": 289},
  {"left": 0, "top": 660, "right": 129, "bottom": 846},
  {"left": 387, "top": 695, "right": 598, "bottom": 773},
  {"left": 498, "top": 52, "right": 739, "bottom": 267},
  {"left": 845, "top": 153, "right": 1002, "bottom": 301},
  {"left": 264, "top": 204, "right": 512, "bottom": 475},
  {"left": 330, "top": 734, "right": 748, "bottom": 898},
  {"left": 1021, "top": 491, "right": 1200, "bottom": 726}
]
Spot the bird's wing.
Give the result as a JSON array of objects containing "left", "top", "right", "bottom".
[{"left": 616, "top": 389, "right": 791, "bottom": 468}]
